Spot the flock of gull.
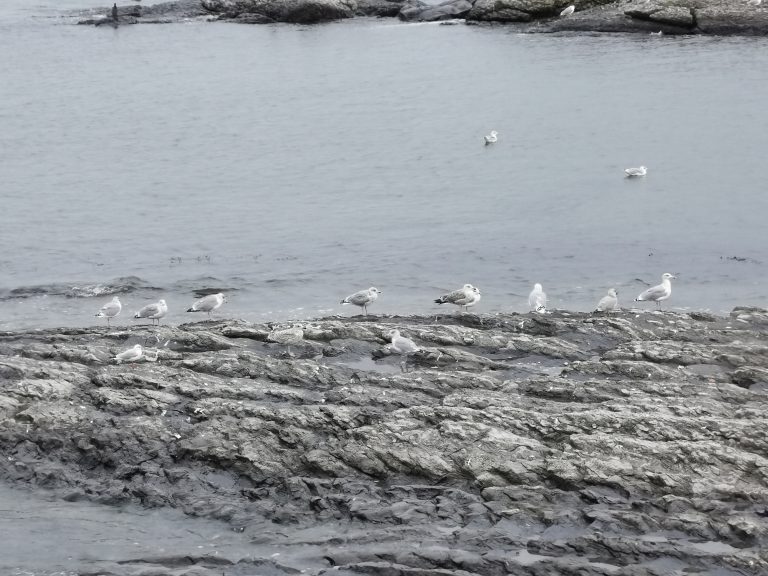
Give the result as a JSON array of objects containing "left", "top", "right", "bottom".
[{"left": 104, "top": 273, "right": 677, "bottom": 368}]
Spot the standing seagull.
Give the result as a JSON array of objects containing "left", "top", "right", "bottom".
[
  {"left": 560, "top": 5, "right": 575, "bottom": 16},
  {"left": 95, "top": 296, "right": 121, "bottom": 326},
  {"left": 388, "top": 329, "right": 420, "bottom": 372},
  {"left": 434, "top": 284, "right": 481, "bottom": 311},
  {"left": 528, "top": 283, "right": 548, "bottom": 313},
  {"left": 484, "top": 130, "right": 498, "bottom": 145},
  {"left": 115, "top": 344, "right": 143, "bottom": 364},
  {"left": 133, "top": 299, "right": 168, "bottom": 325},
  {"left": 595, "top": 288, "right": 619, "bottom": 312},
  {"left": 187, "top": 293, "right": 225, "bottom": 318},
  {"left": 635, "top": 273, "right": 676, "bottom": 308},
  {"left": 625, "top": 166, "right": 647, "bottom": 177},
  {"left": 340, "top": 287, "right": 381, "bottom": 316}
]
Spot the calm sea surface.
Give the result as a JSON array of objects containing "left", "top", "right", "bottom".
[{"left": 1, "top": 1, "right": 767, "bottom": 330}]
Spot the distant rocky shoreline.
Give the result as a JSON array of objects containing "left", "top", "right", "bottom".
[
  {"left": 1, "top": 308, "right": 767, "bottom": 575},
  {"left": 77, "top": 0, "right": 768, "bottom": 35}
]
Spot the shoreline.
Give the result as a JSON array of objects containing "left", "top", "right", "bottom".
[
  {"left": 75, "top": 0, "right": 768, "bottom": 36},
  {"left": 1, "top": 308, "right": 766, "bottom": 574}
]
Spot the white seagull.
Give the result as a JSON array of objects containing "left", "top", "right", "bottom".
[
  {"left": 625, "top": 166, "right": 647, "bottom": 177},
  {"left": 560, "top": 5, "right": 575, "bottom": 17},
  {"left": 635, "top": 273, "right": 676, "bottom": 308},
  {"left": 95, "top": 296, "right": 121, "bottom": 326},
  {"left": 484, "top": 130, "right": 498, "bottom": 145},
  {"left": 187, "top": 293, "right": 225, "bottom": 317},
  {"left": 133, "top": 299, "right": 168, "bottom": 325},
  {"left": 528, "top": 283, "right": 548, "bottom": 313},
  {"left": 434, "top": 284, "right": 481, "bottom": 311},
  {"left": 115, "top": 344, "right": 143, "bottom": 364},
  {"left": 595, "top": 288, "right": 619, "bottom": 312},
  {"left": 388, "top": 329, "right": 420, "bottom": 372},
  {"left": 340, "top": 287, "right": 381, "bottom": 316}
]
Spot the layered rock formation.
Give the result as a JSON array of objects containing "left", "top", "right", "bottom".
[
  {"left": 1, "top": 308, "right": 767, "bottom": 574},
  {"left": 77, "top": 0, "right": 768, "bottom": 33}
]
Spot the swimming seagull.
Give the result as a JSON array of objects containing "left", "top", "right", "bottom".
[
  {"left": 434, "top": 284, "right": 481, "bottom": 311},
  {"left": 388, "top": 329, "right": 420, "bottom": 372},
  {"left": 484, "top": 130, "right": 498, "bottom": 145},
  {"left": 595, "top": 288, "right": 619, "bottom": 312},
  {"left": 133, "top": 299, "right": 168, "bottom": 325},
  {"left": 625, "top": 165, "right": 647, "bottom": 177},
  {"left": 187, "top": 293, "right": 225, "bottom": 318},
  {"left": 528, "top": 283, "right": 548, "bottom": 313},
  {"left": 95, "top": 296, "right": 121, "bottom": 326},
  {"left": 115, "top": 344, "right": 143, "bottom": 364},
  {"left": 635, "top": 273, "right": 676, "bottom": 308},
  {"left": 340, "top": 287, "right": 381, "bottom": 316},
  {"left": 560, "top": 5, "right": 575, "bottom": 17}
]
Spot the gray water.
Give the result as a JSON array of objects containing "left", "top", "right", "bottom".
[{"left": 0, "top": 2, "right": 767, "bottom": 332}]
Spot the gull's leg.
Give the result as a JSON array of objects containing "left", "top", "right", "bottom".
[{"left": 363, "top": 304, "right": 367, "bottom": 317}]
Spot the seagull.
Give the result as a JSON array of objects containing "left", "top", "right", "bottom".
[
  {"left": 267, "top": 325, "right": 305, "bottom": 346},
  {"left": 187, "top": 293, "right": 225, "bottom": 318},
  {"left": 133, "top": 299, "right": 168, "bottom": 325},
  {"left": 434, "top": 284, "right": 481, "bottom": 311},
  {"left": 95, "top": 296, "right": 121, "bottom": 326},
  {"left": 115, "top": 344, "right": 143, "bottom": 364},
  {"left": 635, "top": 273, "right": 676, "bottom": 308},
  {"left": 388, "top": 329, "right": 420, "bottom": 372},
  {"left": 560, "top": 5, "right": 575, "bottom": 17},
  {"left": 528, "top": 283, "right": 547, "bottom": 313},
  {"left": 484, "top": 130, "right": 498, "bottom": 145},
  {"left": 340, "top": 287, "right": 381, "bottom": 316},
  {"left": 595, "top": 288, "right": 619, "bottom": 312},
  {"left": 747, "top": 0, "right": 761, "bottom": 7},
  {"left": 625, "top": 166, "right": 647, "bottom": 177}
]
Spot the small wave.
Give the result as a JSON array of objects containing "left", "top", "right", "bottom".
[{"left": 1, "top": 276, "right": 159, "bottom": 301}]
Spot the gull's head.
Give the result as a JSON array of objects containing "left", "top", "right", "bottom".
[
  {"left": 134, "top": 344, "right": 142, "bottom": 351},
  {"left": 490, "top": 131, "right": 497, "bottom": 137},
  {"left": 369, "top": 287, "right": 381, "bottom": 294},
  {"left": 608, "top": 288, "right": 618, "bottom": 297},
  {"left": 534, "top": 283, "right": 543, "bottom": 291},
  {"left": 113, "top": 296, "right": 120, "bottom": 302},
  {"left": 662, "top": 273, "right": 676, "bottom": 280},
  {"left": 158, "top": 299, "right": 167, "bottom": 305},
  {"left": 463, "top": 284, "right": 474, "bottom": 290},
  {"left": 388, "top": 329, "right": 400, "bottom": 340},
  {"left": 473, "top": 286, "right": 481, "bottom": 294}
]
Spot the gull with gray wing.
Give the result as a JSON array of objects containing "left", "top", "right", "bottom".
[
  {"left": 95, "top": 296, "right": 121, "bottom": 326},
  {"left": 133, "top": 299, "right": 168, "bottom": 325},
  {"left": 595, "top": 288, "right": 619, "bottom": 312},
  {"left": 434, "top": 284, "right": 481, "bottom": 311},
  {"left": 635, "top": 273, "right": 676, "bottom": 309},
  {"left": 187, "top": 293, "right": 226, "bottom": 317},
  {"left": 340, "top": 287, "right": 381, "bottom": 316},
  {"left": 388, "top": 329, "right": 420, "bottom": 372}
]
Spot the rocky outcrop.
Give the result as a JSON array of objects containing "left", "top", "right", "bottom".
[
  {"left": 75, "top": 0, "right": 768, "bottom": 32},
  {"left": 201, "top": 0, "right": 359, "bottom": 23},
  {"left": 1, "top": 309, "right": 767, "bottom": 575},
  {"left": 399, "top": 0, "right": 473, "bottom": 21}
]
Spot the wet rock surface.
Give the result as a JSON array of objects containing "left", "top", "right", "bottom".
[
  {"left": 75, "top": 0, "right": 768, "bottom": 33},
  {"left": 1, "top": 309, "right": 767, "bottom": 575}
]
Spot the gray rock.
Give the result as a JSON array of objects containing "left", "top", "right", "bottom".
[
  {"left": 399, "top": 0, "right": 474, "bottom": 21},
  {"left": 201, "top": 0, "right": 358, "bottom": 23},
  {"left": 1, "top": 309, "right": 767, "bottom": 574}
]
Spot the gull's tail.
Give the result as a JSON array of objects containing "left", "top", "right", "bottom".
[
  {"left": 186, "top": 307, "right": 199, "bottom": 312},
  {"left": 434, "top": 297, "right": 446, "bottom": 304}
]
